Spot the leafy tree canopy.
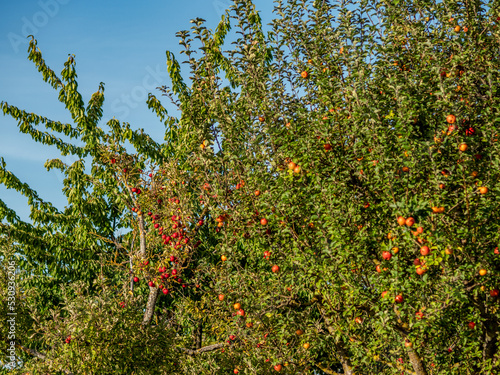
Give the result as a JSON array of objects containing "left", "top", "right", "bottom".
[{"left": 1, "top": 0, "right": 500, "bottom": 374}]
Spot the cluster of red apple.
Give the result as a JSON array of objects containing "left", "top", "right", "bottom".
[
  {"left": 381, "top": 290, "right": 404, "bottom": 304},
  {"left": 133, "top": 259, "right": 186, "bottom": 295},
  {"left": 148, "top": 209, "right": 191, "bottom": 250}
]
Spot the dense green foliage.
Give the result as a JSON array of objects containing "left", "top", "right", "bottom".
[{"left": 1, "top": 0, "right": 500, "bottom": 374}]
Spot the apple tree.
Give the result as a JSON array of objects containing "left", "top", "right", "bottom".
[{"left": 1, "top": 0, "right": 500, "bottom": 374}]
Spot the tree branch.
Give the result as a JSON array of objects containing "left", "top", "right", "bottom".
[
  {"left": 179, "top": 342, "right": 224, "bottom": 356},
  {"left": 315, "top": 362, "right": 342, "bottom": 375},
  {"left": 17, "top": 344, "right": 74, "bottom": 375}
]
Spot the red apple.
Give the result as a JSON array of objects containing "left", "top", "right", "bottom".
[
  {"left": 218, "top": 294, "right": 225, "bottom": 301},
  {"left": 260, "top": 218, "right": 268, "bottom": 226},
  {"left": 382, "top": 251, "right": 392, "bottom": 261},
  {"left": 274, "top": 364, "right": 282, "bottom": 372},
  {"left": 413, "top": 258, "right": 421, "bottom": 266},
  {"left": 395, "top": 294, "right": 404, "bottom": 303},
  {"left": 397, "top": 216, "right": 406, "bottom": 226},
  {"left": 272, "top": 265, "right": 280, "bottom": 273},
  {"left": 148, "top": 281, "right": 155, "bottom": 288},
  {"left": 415, "top": 311, "right": 424, "bottom": 320},
  {"left": 420, "top": 246, "right": 430, "bottom": 256},
  {"left": 490, "top": 289, "right": 499, "bottom": 298},
  {"left": 416, "top": 266, "right": 426, "bottom": 275},
  {"left": 405, "top": 217, "right": 415, "bottom": 227},
  {"left": 495, "top": 247, "right": 499, "bottom": 255},
  {"left": 133, "top": 277, "right": 139, "bottom": 283},
  {"left": 237, "top": 309, "right": 245, "bottom": 317},
  {"left": 468, "top": 322, "right": 476, "bottom": 329}
]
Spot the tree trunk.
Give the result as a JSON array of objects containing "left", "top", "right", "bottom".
[
  {"left": 318, "top": 299, "right": 355, "bottom": 374},
  {"left": 194, "top": 320, "right": 203, "bottom": 350},
  {"left": 138, "top": 215, "right": 146, "bottom": 258},
  {"left": 142, "top": 287, "right": 159, "bottom": 325},
  {"left": 483, "top": 319, "right": 498, "bottom": 363},
  {"left": 406, "top": 347, "right": 428, "bottom": 375},
  {"left": 336, "top": 342, "right": 355, "bottom": 375}
]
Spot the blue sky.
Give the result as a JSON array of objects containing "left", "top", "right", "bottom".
[{"left": 0, "top": 0, "right": 275, "bottom": 221}]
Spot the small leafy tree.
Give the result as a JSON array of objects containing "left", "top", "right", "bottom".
[{"left": 1, "top": 0, "right": 500, "bottom": 374}]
